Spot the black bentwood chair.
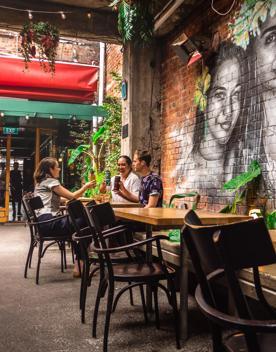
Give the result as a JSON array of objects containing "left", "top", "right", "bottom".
[
  {"left": 67, "top": 200, "right": 137, "bottom": 324},
  {"left": 23, "top": 195, "right": 72, "bottom": 284},
  {"left": 183, "top": 210, "right": 276, "bottom": 352},
  {"left": 88, "top": 203, "right": 180, "bottom": 352}
]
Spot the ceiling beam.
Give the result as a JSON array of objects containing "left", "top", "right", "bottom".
[
  {"left": 0, "top": 0, "right": 120, "bottom": 43},
  {"left": 154, "top": 0, "right": 186, "bottom": 32}
]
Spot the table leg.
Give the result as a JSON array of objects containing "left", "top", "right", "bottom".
[
  {"left": 179, "top": 228, "right": 188, "bottom": 341},
  {"left": 146, "top": 223, "right": 153, "bottom": 311}
]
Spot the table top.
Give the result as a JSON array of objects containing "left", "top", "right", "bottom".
[
  {"left": 114, "top": 207, "right": 251, "bottom": 226},
  {"left": 77, "top": 198, "right": 142, "bottom": 208}
]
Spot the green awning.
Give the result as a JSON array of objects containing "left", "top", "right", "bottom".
[{"left": 0, "top": 98, "right": 106, "bottom": 121}]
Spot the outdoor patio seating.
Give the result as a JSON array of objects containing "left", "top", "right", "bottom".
[
  {"left": 88, "top": 203, "right": 181, "bottom": 352},
  {"left": 23, "top": 195, "right": 73, "bottom": 284},
  {"left": 183, "top": 210, "right": 276, "bottom": 352},
  {"left": 67, "top": 200, "right": 139, "bottom": 323}
]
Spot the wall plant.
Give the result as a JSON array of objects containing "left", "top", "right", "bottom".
[
  {"left": 110, "top": 0, "right": 154, "bottom": 45},
  {"left": 220, "top": 160, "right": 262, "bottom": 214}
]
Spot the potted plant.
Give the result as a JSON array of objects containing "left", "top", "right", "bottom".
[{"left": 20, "top": 21, "right": 59, "bottom": 74}]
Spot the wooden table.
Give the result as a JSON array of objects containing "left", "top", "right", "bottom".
[
  {"left": 78, "top": 198, "right": 142, "bottom": 208},
  {"left": 114, "top": 207, "right": 250, "bottom": 340}
]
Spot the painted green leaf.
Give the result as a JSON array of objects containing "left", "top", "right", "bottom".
[
  {"left": 222, "top": 160, "right": 261, "bottom": 191},
  {"left": 194, "top": 66, "right": 211, "bottom": 112},
  {"left": 67, "top": 144, "right": 90, "bottom": 165}
]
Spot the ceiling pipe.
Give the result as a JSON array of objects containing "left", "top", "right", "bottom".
[{"left": 154, "top": 0, "right": 186, "bottom": 32}]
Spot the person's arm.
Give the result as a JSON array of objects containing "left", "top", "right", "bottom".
[
  {"left": 116, "top": 181, "right": 139, "bottom": 203},
  {"left": 144, "top": 195, "right": 159, "bottom": 208},
  {"left": 52, "top": 180, "right": 96, "bottom": 200}
]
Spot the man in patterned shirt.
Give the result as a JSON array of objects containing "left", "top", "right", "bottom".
[{"left": 119, "top": 150, "right": 163, "bottom": 207}]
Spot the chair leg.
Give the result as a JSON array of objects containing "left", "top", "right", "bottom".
[
  {"left": 92, "top": 278, "right": 107, "bottom": 338},
  {"left": 153, "top": 286, "right": 160, "bottom": 329},
  {"left": 24, "top": 242, "right": 34, "bottom": 278},
  {"left": 139, "top": 284, "right": 148, "bottom": 323},
  {"left": 36, "top": 241, "right": 43, "bottom": 285},
  {"left": 71, "top": 243, "right": 75, "bottom": 264},
  {"left": 28, "top": 243, "right": 35, "bottom": 268},
  {"left": 169, "top": 282, "right": 181, "bottom": 349},
  {"left": 103, "top": 283, "right": 114, "bottom": 352},
  {"left": 63, "top": 242, "right": 67, "bottom": 270},
  {"left": 128, "top": 281, "right": 134, "bottom": 306},
  {"left": 59, "top": 242, "right": 64, "bottom": 273},
  {"left": 211, "top": 324, "right": 224, "bottom": 352},
  {"left": 81, "top": 262, "right": 90, "bottom": 324}
]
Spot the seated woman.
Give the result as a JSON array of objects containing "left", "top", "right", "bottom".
[
  {"left": 102, "top": 155, "right": 140, "bottom": 203},
  {"left": 34, "top": 157, "right": 95, "bottom": 276}
]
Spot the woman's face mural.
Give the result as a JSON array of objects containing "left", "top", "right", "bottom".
[
  {"left": 206, "top": 58, "right": 241, "bottom": 145},
  {"left": 255, "top": 14, "right": 276, "bottom": 91}
]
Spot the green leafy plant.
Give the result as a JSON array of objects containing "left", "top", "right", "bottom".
[
  {"left": 110, "top": 0, "right": 153, "bottom": 45},
  {"left": 194, "top": 66, "right": 211, "bottom": 112},
  {"left": 169, "top": 191, "right": 200, "bottom": 210},
  {"left": 20, "top": 21, "right": 59, "bottom": 73},
  {"left": 229, "top": 0, "right": 276, "bottom": 49},
  {"left": 266, "top": 210, "right": 276, "bottom": 230},
  {"left": 220, "top": 160, "right": 262, "bottom": 214}
]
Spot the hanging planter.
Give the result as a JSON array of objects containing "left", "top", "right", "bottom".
[
  {"left": 20, "top": 21, "right": 60, "bottom": 74},
  {"left": 110, "top": 0, "right": 153, "bottom": 45}
]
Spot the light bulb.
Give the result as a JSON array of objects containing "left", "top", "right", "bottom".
[
  {"left": 25, "top": 115, "right": 29, "bottom": 120},
  {"left": 0, "top": 112, "right": 4, "bottom": 117},
  {"left": 28, "top": 11, "right": 33, "bottom": 20},
  {"left": 60, "top": 11, "right": 66, "bottom": 20},
  {"left": 87, "top": 11, "right": 92, "bottom": 19},
  {"left": 49, "top": 115, "right": 53, "bottom": 119}
]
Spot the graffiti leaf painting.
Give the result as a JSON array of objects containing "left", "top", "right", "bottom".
[
  {"left": 229, "top": 0, "right": 276, "bottom": 49},
  {"left": 194, "top": 66, "right": 211, "bottom": 112}
]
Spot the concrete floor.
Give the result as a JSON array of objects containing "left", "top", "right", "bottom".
[{"left": 0, "top": 224, "right": 212, "bottom": 352}]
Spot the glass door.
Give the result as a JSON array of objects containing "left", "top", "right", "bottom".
[{"left": 0, "top": 135, "right": 11, "bottom": 223}]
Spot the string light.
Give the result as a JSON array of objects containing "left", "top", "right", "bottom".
[
  {"left": 0, "top": 112, "right": 4, "bottom": 117},
  {"left": 60, "top": 11, "right": 66, "bottom": 20},
  {"left": 87, "top": 11, "right": 92, "bottom": 19},
  {"left": 28, "top": 10, "right": 33, "bottom": 20},
  {"left": 25, "top": 114, "right": 29, "bottom": 120},
  {"left": 49, "top": 115, "right": 53, "bottom": 119},
  {"left": 0, "top": 5, "right": 71, "bottom": 17}
]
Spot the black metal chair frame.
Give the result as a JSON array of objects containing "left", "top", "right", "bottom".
[
  {"left": 23, "top": 195, "right": 73, "bottom": 284},
  {"left": 88, "top": 203, "right": 180, "bottom": 352},
  {"left": 183, "top": 210, "right": 276, "bottom": 352}
]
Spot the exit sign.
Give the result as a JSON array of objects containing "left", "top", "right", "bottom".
[{"left": 3, "top": 127, "right": 19, "bottom": 135}]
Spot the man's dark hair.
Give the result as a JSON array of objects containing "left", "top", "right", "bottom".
[{"left": 134, "top": 150, "right": 151, "bottom": 167}]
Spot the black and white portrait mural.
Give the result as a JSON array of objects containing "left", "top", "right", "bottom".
[{"left": 176, "top": 0, "right": 276, "bottom": 204}]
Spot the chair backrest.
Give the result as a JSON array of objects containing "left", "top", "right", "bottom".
[
  {"left": 89, "top": 202, "right": 116, "bottom": 230},
  {"left": 67, "top": 199, "right": 91, "bottom": 235},
  {"left": 169, "top": 192, "right": 200, "bottom": 209},
  {"left": 213, "top": 217, "right": 276, "bottom": 320}
]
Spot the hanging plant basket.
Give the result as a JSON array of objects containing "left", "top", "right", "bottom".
[
  {"left": 110, "top": 0, "right": 153, "bottom": 45},
  {"left": 20, "top": 21, "right": 60, "bottom": 74}
]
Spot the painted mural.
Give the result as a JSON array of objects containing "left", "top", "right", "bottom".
[{"left": 176, "top": 0, "right": 276, "bottom": 205}]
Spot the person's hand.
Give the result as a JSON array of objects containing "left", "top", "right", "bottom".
[
  {"left": 99, "top": 181, "right": 106, "bottom": 193},
  {"left": 117, "top": 181, "right": 126, "bottom": 196},
  {"left": 84, "top": 180, "right": 96, "bottom": 190}
]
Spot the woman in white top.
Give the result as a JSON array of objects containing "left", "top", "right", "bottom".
[{"left": 103, "top": 155, "right": 140, "bottom": 203}]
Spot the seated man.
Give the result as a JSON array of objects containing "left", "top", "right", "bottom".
[{"left": 119, "top": 150, "right": 163, "bottom": 208}]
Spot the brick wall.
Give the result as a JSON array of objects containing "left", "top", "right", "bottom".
[
  {"left": 0, "top": 29, "right": 99, "bottom": 64},
  {"left": 160, "top": 0, "right": 276, "bottom": 212},
  {"left": 105, "top": 43, "right": 123, "bottom": 98}
]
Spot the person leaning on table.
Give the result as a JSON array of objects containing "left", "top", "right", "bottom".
[
  {"left": 119, "top": 150, "right": 163, "bottom": 208},
  {"left": 33, "top": 157, "right": 96, "bottom": 276}
]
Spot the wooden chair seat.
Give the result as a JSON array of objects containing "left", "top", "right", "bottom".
[{"left": 113, "top": 262, "right": 175, "bottom": 281}]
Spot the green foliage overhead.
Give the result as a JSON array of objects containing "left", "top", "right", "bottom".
[
  {"left": 110, "top": 0, "right": 153, "bottom": 45},
  {"left": 67, "top": 144, "right": 90, "bottom": 166},
  {"left": 222, "top": 160, "right": 261, "bottom": 191}
]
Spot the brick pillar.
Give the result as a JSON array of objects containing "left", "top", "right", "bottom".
[{"left": 121, "top": 41, "right": 161, "bottom": 171}]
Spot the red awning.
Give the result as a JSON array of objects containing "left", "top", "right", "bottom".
[{"left": 0, "top": 56, "right": 98, "bottom": 103}]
